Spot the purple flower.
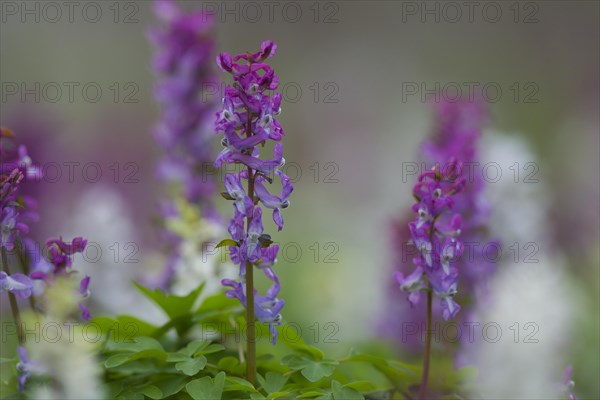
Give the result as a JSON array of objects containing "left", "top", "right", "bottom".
[
  {"left": 45, "top": 237, "right": 88, "bottom": 273},
  {"left": 0, "top": 271, "right": 33, "bottom": 298},
  {"left": 16, "top": 346, "right": 45, "bottom": 392},
  {"left": 224, "top": 173, "right": 253, "bottom": 217},
  {"left": 78, "top": 275, "right": 92, "bottom": 320},
  {"left": 396, "top": 164, "right": 465, "bottom": 321},
  {"left": 562, "top": 365, "right": 578, "bottom": 400},
  {"left": 383, "top": 100, "right": 493, "bottom": 345},
  {"left": 79, "top": 275, "right": 91, "bottom": 297},
  {"left": 149, "top": 1, "right": 222, "bottom": 289},
  {"left": 255, "top": 170, "right": 293, "bottom": 231},
  {"left": 215, "top": 41, "right": 292, "bottom": 344},
  {"left": 16, "top": 346, "right": 30, "bottom": 392},
  {"left": 79, "top": 302, "right": 91, "bottom": 321},
  {"left": 222, "top": 265, "right": 284, "bottom": 345},
  {"left": 1, "top": 131, "right": 41, "bottom": 251},
  {"left": 149, "top": 0, "right": 217, "bottom": 206},
  {"left": 246, "top": 207, "right": 264, "bottom": 262},
  {"left": 1, "top": 130, "right": 91, "bottom": 324},
  {"left": 254, "top": 273, "right": 284, "bottom": 344},
  {"left": 228, "top": 209, "right": 246, "bottom": 242},
  {"left": 394, "top": 267, "right": 425, "bottom": 307}
]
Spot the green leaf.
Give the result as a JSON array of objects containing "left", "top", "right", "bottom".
[
  {"left": 139, "top": 385, "right": 163, "bottom": 400},
  {"left": 224, "top": 376, "right": 257, "bottom": 392},
  {"left": 152, "top": 375, "right": 188, "bottom": 398},
  {"left": 215, "top": 239, "right": 238, "bottom": 248},
  {"left": 193, "top": 293, "right": 244, "bottom": 324},
  {"left": 166, "top": 352, "right": 190, "bottom": 363},
  {"left": 281, "top": 355, "right": 337, "bottom": 383},
  {"left": 103, "top": 382, "right": 124, "bottom": 398},
  {"left": 276, "top": 326, "right": 324, "bottom": 360},
  {"left": 331, "top": 381, "right": 364, "bottom": 400},
  {"left": 195, "top": 343, "right": 225, "bottom": 356},
  {"left": 217, "top": 356, "right": 240, "bottom": 372},
  {"left": 108, "top": 360, "right": 156, "bottom": 375},
  {"left": 175, "top": 356, "right": 207, "bottom": 376},
  {"left": 179, "top": 339, "right": 209, "bottom": 357},
  {"left": 128, "top": 349, "right": 167, "bottom": 362},
  {"left": 341, "top": 353, "right": 416, "bottom": 379},
  {"left": 316, "top": 394, "right": 334, "bottom": 400},
  {"left": 134, "top": 282, "right": 204, "bottom": 321},
  {"left": 281, "top": 354, "right": 311, "bottom": 369},
  {"left": 117, "top": 391, "right": 144, "bottom": 400},
  {"left": 257, "top": 353, "right": 275, "bottom": 362},
  {"left": 92, "top": 315, "right": 158, "bottom": 339},
  {"left": 300, "top": 361, "right": 338, "bottom": 382},
  {"left": 186, "top": 371, "right": 226, "bottom": 400},
  {"left": 105, "top": 336, "right": 164, "bottom": 354},
  {"left": 267, "top": 392, "right": 292, "bottom": 400},
  {"left": 105, "top": 354, "right": 130, "bottom": 368},
  {"left": 342, "top": 381, "right": 376, "bottom": 392},
  {"left": 297, "top": 390, "right": 328, "bottom": 399},
  {"left": 259, "top": 371, "right": 287, "bottom": 394}
]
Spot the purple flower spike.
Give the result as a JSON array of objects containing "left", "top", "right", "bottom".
[
  {"left": 214, "top": 41, "right": 291, "bottom": 344},
  {"left": 396, "top": 164, "right": 465, "bottom": 320},
  {"left": 150, "top": 0, "right": 217, "bottom": 207}
]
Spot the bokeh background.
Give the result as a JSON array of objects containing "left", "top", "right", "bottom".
[{"left": 1, "top": 1, "right": 598, "bottom": 398}]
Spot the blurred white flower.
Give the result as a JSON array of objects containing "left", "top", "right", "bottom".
[
  {"left": 63, "top": 186, "right": 164, "bottom": 324},
  {"left": 460, "top": 131, "right": 576, "bottom": 398}
]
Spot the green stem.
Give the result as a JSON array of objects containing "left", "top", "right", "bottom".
[
  {"left": 419, "top": 287, "right": 433, "bottom": 400},
  {"left": 1, "top": 246, "right": 24, "bottom": 344}
]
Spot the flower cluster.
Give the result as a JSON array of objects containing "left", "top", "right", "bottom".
[
  {"left": 384, "top": 100, "right": 492, "bottom": 340},
  {"left": 149, "top": 0, "right": 229, "bottom": 292},
  {"left": 421, "top": 100, "right": 494, "bottom": 289},
  {"left": 2, "top": 128, "right": 92, "bottom": 392},
  {"left": 1, "top": 127, "right": 37, "bottom": 297},
  {"left": 215, "top": 40, "right": 292, "bottom": 344},
  {"left": 0, "top": 128, "right": 40, "bottom": 252},
  {"left": 149, "top": 0, "right": 217, "bottom": 206},
  {"left": 395, "top": 164, "right": 466, "bottom": 320},
  {"left": 29, "top": 237, "right": 90, "bottom": 320}
]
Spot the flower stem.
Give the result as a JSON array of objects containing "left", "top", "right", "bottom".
[
  {"left": 1, "top": 246, "right": 24, "bottom": 344},
  {"left": 419, "top": 287, "right": 433, "bottom": 400},
  {"left": 245, "top": 168, "right": 257, "bottom": 385}
]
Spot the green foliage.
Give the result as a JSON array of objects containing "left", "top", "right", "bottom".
[{"left": 2, "top": 282, "right": 475, "bottom": 399}]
